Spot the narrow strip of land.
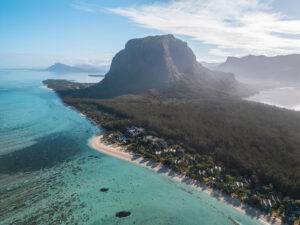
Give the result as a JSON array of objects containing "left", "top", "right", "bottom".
[{"left": 88, "top": 135, "right": 282, "bottom": 225}]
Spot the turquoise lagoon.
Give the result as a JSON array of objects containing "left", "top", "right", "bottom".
[{"left": 0, "top": 70, "right": 264, "bottom": 225}]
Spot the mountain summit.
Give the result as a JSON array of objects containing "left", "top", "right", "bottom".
[{"left": 58, "top": 35, "right": 248, "bottom": 99}]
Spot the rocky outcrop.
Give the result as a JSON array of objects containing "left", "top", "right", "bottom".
[
  {"left": 82, "top": 34, "right": 241, "bottom": 99},
  {"left": 115, "top": 211, "right": 131, "bottom": 218}
]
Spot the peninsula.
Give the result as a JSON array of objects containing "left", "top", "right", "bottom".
[{"left": 44, "top": 34, "right": 300, "bottom": 225}]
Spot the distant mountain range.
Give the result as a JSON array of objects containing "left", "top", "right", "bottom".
[
  {"left": 218, "top": 54, "right": 300, "bottom": 83},
  {"left": 46, "top": 63, "right": 109, "bottom": 73}
]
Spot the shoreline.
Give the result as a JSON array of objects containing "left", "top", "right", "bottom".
[{"left": 88, "top": 135, "right": 282, "bottom": 225}]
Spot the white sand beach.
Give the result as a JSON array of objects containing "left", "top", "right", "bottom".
[{"left": 88, "top": 135, "right": 283, "bottom": 225}]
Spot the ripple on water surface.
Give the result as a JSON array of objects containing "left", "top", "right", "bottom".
[
  {"left": 0, "top": 84, "right": 89, "bottom": 155},
  {"left": 0, "top": 150, "right": 264, "bottom": 225}
]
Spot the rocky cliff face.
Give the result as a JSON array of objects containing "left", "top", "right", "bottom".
[{"left": 80, "top": 35, "right": 243, "bottom": 98}]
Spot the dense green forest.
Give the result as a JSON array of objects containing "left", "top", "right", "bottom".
[{"left": 63, "top": 96, "right": 300, "bottom": 199}]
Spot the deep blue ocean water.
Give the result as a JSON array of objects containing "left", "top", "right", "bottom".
[{"left": 0, "top": 70, "right": 264, "bottom": 225}]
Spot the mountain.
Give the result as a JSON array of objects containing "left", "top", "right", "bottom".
[
  {"left": 74, "top": 35, "right": 248, "bottom": 99},
  {"left": 218, "top": 54, "right": 300, "bottom": 82},
  {"left": 46, "top": 63, "right": 107, "bottom": 73},
  {"left": 46, "top": 63, "right": 85, "bottom": 73}
]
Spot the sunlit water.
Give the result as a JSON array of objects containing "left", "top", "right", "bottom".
[
  {"left": 0, "top": 70, "right": 264, "bottom": 225},
  {"left": 246, "top": 86, "right": 300, "bottom": 111}
]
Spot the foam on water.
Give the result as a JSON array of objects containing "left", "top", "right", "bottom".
[{"left": 0, "top": 70, "right": 265, "bottom": 225}]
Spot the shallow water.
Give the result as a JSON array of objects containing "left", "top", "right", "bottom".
[
  {"left": 0, "top": 70, "right": 264, "bottom": 225},
  {"left": 246, "top": 86, "right": 300, "bottom": 111}
]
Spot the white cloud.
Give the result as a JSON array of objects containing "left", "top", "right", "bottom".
[{"left": 108, "top": 0, "right": 300, "bottom": 61}]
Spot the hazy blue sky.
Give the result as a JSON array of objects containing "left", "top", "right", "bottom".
[{"left": 1, "top": 0, "right": 300, "bottom": 68}]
